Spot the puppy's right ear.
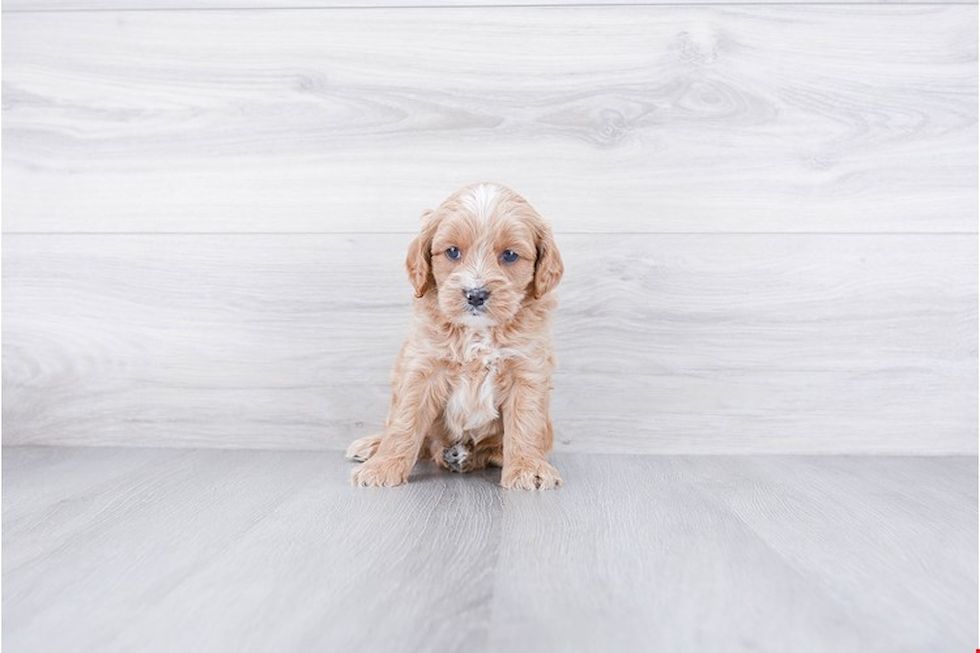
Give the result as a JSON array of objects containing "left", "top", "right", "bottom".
[{"left": 406, "top": 209, "right": 439, "bottom": 298}]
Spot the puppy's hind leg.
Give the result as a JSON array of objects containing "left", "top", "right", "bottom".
[
  {"left": 441, "top": 442, "right": 502, "bottom": 473},
  {"left": 441, "top": 442, "right": 473, "bottom": 473},
  {"left": 345, "top": 434, "right": 383, "bottom": 463},
  {"left": 479, "top": 446, "right": 504, "bottom": 469}
]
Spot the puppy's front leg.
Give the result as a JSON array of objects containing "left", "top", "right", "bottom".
[
  {"left": 500, "top": 380, "right": 562, "bottom": 490},
  {"left": 351, "top": 369, "right": 448, "bottom": 488}
]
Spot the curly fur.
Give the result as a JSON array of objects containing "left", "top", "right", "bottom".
[{"left": 347, "top": 183, "right": 564, "bottom": 490}]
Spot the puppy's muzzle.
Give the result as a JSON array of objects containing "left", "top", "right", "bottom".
[{"left": 464, "top": 287, "right": 490, "bottom": 308}]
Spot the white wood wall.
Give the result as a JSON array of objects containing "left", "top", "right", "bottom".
[{"left": 3, "top": 1, "right": 977, "bottom": 453}]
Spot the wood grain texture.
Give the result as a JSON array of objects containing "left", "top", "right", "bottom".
[
  {"left": 689, "top": 455, "right": 979, "bottom": 650},
  {"left": 6, "top": 0, "right": 976, "bottom": 11},
  {"left": 2, "top": 446, "right": 503, "bottom": 653},
  {"left": 488, "top": 453, "right": 978, "bottom": 652},
  {"left": 3, "top": 233, "right": 975, "bottom": 453},
  {"left": 3, "top": 6, "right": 976, "bottom": 233},
  {"left": 3, "top": 447, "right": 976, "bottom": 652}
]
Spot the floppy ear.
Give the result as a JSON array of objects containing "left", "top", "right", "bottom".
[
  {"left": 533, "top": 223, "right": 564, "bottom": 299},
  {"left": 406, "top": 210, "right": 439, "bottom": 298}
]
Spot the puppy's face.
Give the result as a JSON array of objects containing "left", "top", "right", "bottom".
[{"left": 406, "top": 184, "right": 563, "bottom": 327}]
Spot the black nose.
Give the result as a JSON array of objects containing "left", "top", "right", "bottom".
[{"left": 465, "top": 287, "right": 490, "bottom": 308}]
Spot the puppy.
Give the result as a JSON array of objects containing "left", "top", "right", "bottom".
[{"left": 346, "top": 183, "right": 564, "bottom": 490}]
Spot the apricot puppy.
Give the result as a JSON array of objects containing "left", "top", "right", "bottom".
[{"left": 347, "top": 183, "right": 564, "bottom": 490}]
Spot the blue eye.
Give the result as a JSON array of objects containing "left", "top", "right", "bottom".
[
  {"left": 445, "top": 246, "right": 461, "bottom": 261},
  {"left": 501, "top": 249, "right": 519, "bottom": 264}
]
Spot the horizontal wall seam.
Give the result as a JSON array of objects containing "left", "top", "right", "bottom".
[
  {"left": 3, "top": 2, "right": 976, "bottom": 12},
  {"left": 3, "top": 231, "right": 978, "bottom": 237}
]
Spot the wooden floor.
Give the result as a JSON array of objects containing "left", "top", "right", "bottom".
[{"left": 3, "top": 447, "right": 975, "bottom": 652}]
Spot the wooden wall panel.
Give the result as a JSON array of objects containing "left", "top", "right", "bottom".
[
  {"left": 3, "top": 7, "right": 975, "bottom": 233},
  {"left": 5, "top": 0, "right": 974, "bottom": 10},
  {"left": 3, "top": 3, "right": 975, "bottom": 455},
  {"left": 4, "top": 234, "right": 975, "bottom": 453}
]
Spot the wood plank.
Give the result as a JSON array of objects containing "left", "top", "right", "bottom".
[
  {"left": 3, "top": 6, "right": 976, "bottom": 233},
  {"left": 3, "top": 448, "right": 976, "bottom": 652},
  {"left": 0, "top": 446, "right": 189, "bottom": 526},
  {"left": 2, "top": 446, "right": 503, "bottom": 653},
  {"left": 3, "top": 233, "right": 975, "bottom": 453},
  {"left": 688, "top": 455, "right": 978, "bottom": 651},
  {"left": 489, "top": 454, "right": 977, "bottom": 652},
  {"left": 6, "top": 0, "right": 976, "bottom": 11}
]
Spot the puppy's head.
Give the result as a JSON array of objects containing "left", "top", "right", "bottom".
[{"left": 406, "top": 183, "right": 563, "bottom": 327}]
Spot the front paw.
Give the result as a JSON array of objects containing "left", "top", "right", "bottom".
[
  {"left": 501, "top": 459, "right": 563, "bottom": 490},
  {"left": 350, "top": 456, "right": 412, "bottom": 487},
  {"left": 346, "top": 434, "right": 382, "bottom": 462}
]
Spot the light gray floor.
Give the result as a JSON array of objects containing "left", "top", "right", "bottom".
[{"left": 3, "top": 447, "right": 976, "bottom": 652}]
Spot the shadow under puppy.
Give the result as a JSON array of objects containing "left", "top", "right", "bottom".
[{"left": 347, "top": 183, "right": 564, "bottom": 490}]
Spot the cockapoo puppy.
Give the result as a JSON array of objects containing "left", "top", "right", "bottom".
[{"left": 346, "top": 183, "right": 564, "bottom": 490}]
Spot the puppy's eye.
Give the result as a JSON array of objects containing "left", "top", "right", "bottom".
[
  {"left": 501, "top": 249, "right": 519, "bottom": 264},
  {"left": 445, "top": 246, "right": 461, "bottom": 261}
]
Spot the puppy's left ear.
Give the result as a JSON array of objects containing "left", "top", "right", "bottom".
[
  {"left": 406, "top": 209, "right": 439, "bottom": 298},
  {"left": 533, "top": 222, "right": 564, "bottom": 299}
]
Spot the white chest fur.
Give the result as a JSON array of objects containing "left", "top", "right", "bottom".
[{"left": 443, "top": 329, "right": 514, "bottom": 438}]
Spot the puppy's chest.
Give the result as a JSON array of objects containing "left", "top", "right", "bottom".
[{"left": 443, "top": 332, "right": 514, "bottom": 436}]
